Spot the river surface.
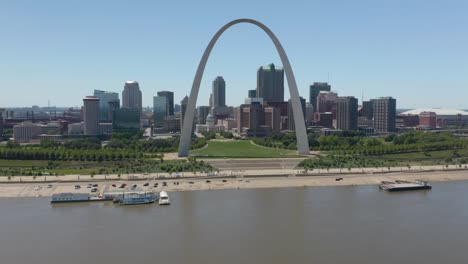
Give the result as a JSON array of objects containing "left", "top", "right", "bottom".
[{"left": 1, "top": 181, "right": 468, "bottom": 264}]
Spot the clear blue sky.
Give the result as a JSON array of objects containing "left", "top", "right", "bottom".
[{"left": 1, "top": 0, "right": 467, "bottom": 109}]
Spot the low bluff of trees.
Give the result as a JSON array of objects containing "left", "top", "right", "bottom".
[
  {"left": 202, "top": 131, "right": 234, "bottom": 140},
  {"left": 202, "top": 131, "right": 216, "bottom": 140},
  {"left": 219, "top": 131, "right": 234, "bottom": 139},
  {"left": 252, "top": 131, "right": 468, "bottom": 156},
  {"left": 0, "top": 158, "right": 215, "bottom": 177},
  {"left": 0, "top": 148, "right": 147, "bottom": 161},
  {"left": 0, "top": 134, "right": 207, "bottom": 161},
  {"left": 299, "top": 155, "right": 387, "bottom": 169}
]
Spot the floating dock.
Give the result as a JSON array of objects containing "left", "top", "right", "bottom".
[{"left": 379, "top": 180, "right": 432, "bottom": 192}]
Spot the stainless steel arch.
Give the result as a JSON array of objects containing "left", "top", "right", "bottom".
[{"left": 178, "top": 18, "right": 309, "bottom": 157}]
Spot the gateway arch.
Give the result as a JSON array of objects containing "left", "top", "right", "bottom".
[{"left": 178, "top": 18, "right": 310, "bottom": 157}]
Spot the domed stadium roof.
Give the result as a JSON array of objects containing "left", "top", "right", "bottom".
[{"left": 400, "top": 108, "right": 468, "bottom": 116}]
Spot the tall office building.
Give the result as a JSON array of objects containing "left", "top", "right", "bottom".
[
  {"left": 157, "top": 91, "right": 174, "bottom": 116},
  {"left": 83, "top": 96, "right": 100, "bottom": 135},
  {"left": 112, "top": 108, "right": 141, "bottom": 134},
  {"left": 93, "top": 90, "right": 119, "bottom": 122},
  {"left": 122, "top": 81, "right": 142, "bottom": 111},
  {"left": 337, "top": 96, "right": 358, "bottom": 131},
  {"left": 153, "top": 96, "right": 168, "bottom": 127},
  {"left": 236, "top": 103, "right": 265, "bottom": 136},
  {"left": 372, "top": 97, "right": 396, "bottom": 133},
  {"left": 212, "top": 76, "right": 226, "bottom": 107},
  {"left": 108, "top": 100, "right": 120, "bottom": 122},
  {"left": 287, "top": 97, "right": 306, "bottom": 131},
  {"left": 257, "top": 63, "right": 284, "bottom": 102},
  {"left": 264, "top": 106, "right": 280, "bottom": 132},
  {"left": 305, "top": 103, "right": 314, "bottom": 126},
  {"left": 309, "top": 82, "right": 331, "bottom": 111},
  {"left": 0, "top": 108, "right": 4, "bottom": 139},
  {"left": 317, "top": 91, "right": 338, "bottom": 118},
  {"left": 361, "top": 100, "right": 374, "bottom": 120},
  {"left": 197, "top": 106, "right": 211, "bottom": 125}
]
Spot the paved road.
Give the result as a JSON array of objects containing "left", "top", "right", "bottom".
[{"left": 203, "top": 158, "right": 306, "bottom": 171}]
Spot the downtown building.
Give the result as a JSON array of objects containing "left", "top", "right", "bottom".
[
  {"left": 83, "top": 96, "right": 100, "bottom": 135},
  {"left": 372, "top": 97, "right": 396, "bottom": 133},
  {"left": 157, "top": 91, "right": 174, "bottom": 116},
  {"left": 93, "top": 90, "right": 119, "bottom": 122},
  {"left": 419, "top": 111, "right": 437, "bottom": 129},
  {"left": 180, "top": 95, "right": 195, "bottom": 133},
  {"left": 13, "top": 122, "right": 41, "bottom": 143},
  {"left": 212, "top": 76, "right": 226, "bottom": 107},
  {"left": 236, "top": 102, "right": 267, "bottom": 137},
  {"left": 256, "top": 63, "right": 284, "bottom": 103},
  {"left": 309, "top": 82, "right": 331, "bottom": 112},
  {"left": 316, "top": 91, "right": 338, "bottom": 119},
  {"left": 112, "top": 108, "right": 141, "bottom": 134},
  {"left": 211, "top": 76, "right": 231, "bottom": 122},
  {"left": 264, "top": 106, "right": 281, "bottom": 133},
  {"left": 197, "top": 106, "right": 211, "bottom": 125},
  {"left": 122, "top": 81, "right": 142, "bottom": 111},
  {"left": 153, "top": 96, "right": 168, "bottom": 128},
  {"left": 336, "top": 96, "right": 358, "bottom": 131},
  {"left": 0, "top": 108, "right": 4, "bottom": 140},
  {"left": 108, "top": 100, "right": 120, "bottom": 122}
]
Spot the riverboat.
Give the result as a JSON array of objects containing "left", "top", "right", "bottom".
[
  {"left": 379, "top": 180, "right": 432, "bottom": 192},
  {"left": 50, "top": 193, "right": 111, "bottom": 203},
  {"left": 120, "top": 192, "right": 155, "bottom": 205},
  {"left": 158, "top": 191, "right": 170, "bottom": 205}
]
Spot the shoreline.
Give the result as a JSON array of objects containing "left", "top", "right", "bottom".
[{"left": 1, "top": 169, "right": 468, "bottom": 198}]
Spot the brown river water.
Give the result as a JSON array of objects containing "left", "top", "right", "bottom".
[{"left": 1, "top": 181, "right": 467, "bottom": 264}]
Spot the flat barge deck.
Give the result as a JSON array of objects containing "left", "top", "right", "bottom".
[{"left": 379, "top": 180, "right": 432, "bottom": 192}]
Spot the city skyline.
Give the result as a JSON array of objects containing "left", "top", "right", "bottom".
[{"left": 1, "top": 1, "right": 468, "bottom": 109}]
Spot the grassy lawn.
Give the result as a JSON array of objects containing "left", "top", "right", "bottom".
[{"left": 190, "top": 140, "right": 300, "bottom": 158}]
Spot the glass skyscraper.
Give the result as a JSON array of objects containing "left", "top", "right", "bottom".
[
  {"left": 112, "top": 108, "right": 141, "bottom": 134},
  {"left": 153, "top": 96, "right": 168, "bottom": 128},
  {"left": 256, "top": 63, "right": 284, "bottom": 102},
  {"left": 94, "top": 90, "right": 119, "bottom": 122},
  {"left": 212, "top": 76, "right": 226, "bottom": 107},
  {"left": 157, "top": 91, "right": 174, "bottom": 116}
]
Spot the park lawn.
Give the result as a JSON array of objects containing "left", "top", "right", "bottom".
[{"left": 190, "top": 140, "right": 301, "bottom": 158}]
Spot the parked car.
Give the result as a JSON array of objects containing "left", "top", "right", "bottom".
[
  {"left": 162, "top": 182, "right": 167, "bottom": 186},
  {"left": 112, "top": 184, "right": 117, "bottom": 187},
  {"left": 91, "top": 188, "right": 98, "bottom": 192},
  {"left": 74, "top": 185, "right": 81, "bottom": 189},
  {"left": 143, "top": 182, "right": 149, "bottom": 186}
]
